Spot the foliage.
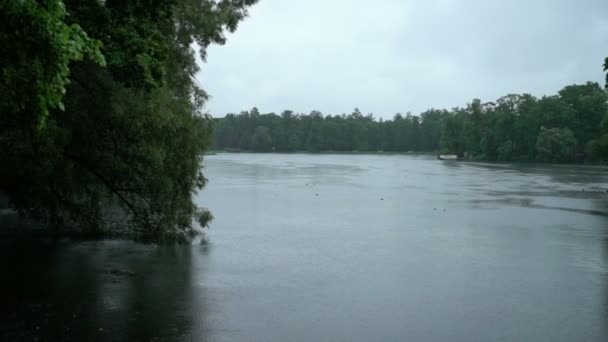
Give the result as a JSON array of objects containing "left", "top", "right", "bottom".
[
  {"left": 0, "top": 0, "right": 257, "bottom": 242},
  {"left": 535, "top": 128, "right": 577, "bottom": 163},
  {"left": 0, "top": 0, "right": 105, "bottom": 130},
  {"left": 440, "top": 112, "right": 465, "bottom": 156},
  {"left": 252, "top": 126, "right": 273, "bottom": 152},
  {"left": 589, "top": 112, "right": 608, "bottom": 162},
  {"left": 214, "top": 109, "right": 444, "bottom": 153},
  {"left": 497, "top": 140, "right": 514, "bottom": 161},
  {"left": 213, "top": 82, "right": 608, "bottom": 163},
  {"left": 589, "top": 134, "right": 608, "bottom": 162},
  {"left": 604, "top": 57, "right": 608, "bottom": 89}
]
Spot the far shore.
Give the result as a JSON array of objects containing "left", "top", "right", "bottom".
[
  {"left": 206, "top": 150, "right": 608, "bottom": 166},
  {"left": 206, "top": 149, "right": 436, "bottom": 156}
]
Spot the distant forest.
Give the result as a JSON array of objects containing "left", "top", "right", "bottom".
[{"left": 213, "top": 82, "right": 608, "bottom": 163}]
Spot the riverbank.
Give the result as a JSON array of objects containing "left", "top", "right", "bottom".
[
  {"left": 208, "top": 149, "right": 608, "bottom": 166},
  {"left": 208, "top": 149, "right": 436, "bottom": 155}
]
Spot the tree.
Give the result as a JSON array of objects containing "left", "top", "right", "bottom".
[
  {"left": 604, "top": 57, "right": 608, "bottom": 88},
  {"left": 535, "top": 128, "right": 577, "bottom": 163},
  {"left": 419, "top": 109, "right": 444, "bottom": 151},
  {"left": 589, "top": 112, "right": 608, "bottom": 161},
  {"left": 1, "top": 0, "right": 258, "bottom": 242},
  {"left": 440, "top": 111, "right": 465, "bottom": 156},
  {"left": 589, "top": 134, "right": 608, "bottom": 162},
  {"left": 0, "top": 0, "right": 105, "bottom": 129},
  {"left": 497, "top": 140, "right": 514, "bottom": 161},
  {"left": 557, "top": 82, "right": 607, "bottom": 149},
  {"left": 512, "top": 94, "right": 541, "bottom": 160},
  {"left": 252, "top": 126, "right": 273, "bottom": 151},
  {"left": 211, "top": 80, "right": 608, "bottom": 163},
  {"left": 287, "top": 133, "right": 302, "bottom": 151}
]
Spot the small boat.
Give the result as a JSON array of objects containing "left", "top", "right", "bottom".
[{"left": 437, "top": 154, "right": 459, "bottom": 160}]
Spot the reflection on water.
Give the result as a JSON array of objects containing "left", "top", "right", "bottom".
[
  {"left": 0, "top": 241, "right": 209, "bottom": 341},
  {"left": 1, "top": 154, "right": 607, "bottom": 341}
]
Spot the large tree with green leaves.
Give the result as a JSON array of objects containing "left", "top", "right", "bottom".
[
  {"left": 535, "top": 127, "right": 578, "bottom": 163},
  {"left": 0, "top": 0, "right": 257, "bottom": 242},
  {"left": 0, "top": 0, "right": 106, "bottom": 129}
]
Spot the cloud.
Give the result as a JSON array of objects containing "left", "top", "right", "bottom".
[{"left": 196, "top": 0, "right": 608, "bottom": 118}]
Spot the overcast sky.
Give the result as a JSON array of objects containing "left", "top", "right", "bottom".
[{"left": 196, "top": 0, "right": 608, "bottom": 119}]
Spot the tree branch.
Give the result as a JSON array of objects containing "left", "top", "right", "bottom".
[{"left": 62, "top": 152, "right": 152, "bottom": 229}]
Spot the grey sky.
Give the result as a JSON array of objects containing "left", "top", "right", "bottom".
[{"left": 197, "top": 0, "right": 608, "bottom": 119}]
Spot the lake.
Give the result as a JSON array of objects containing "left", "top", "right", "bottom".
[{"left": 2, "top": 154, "right": 608, "bottom": 341}]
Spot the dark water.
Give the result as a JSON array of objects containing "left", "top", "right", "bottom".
[{"left": 2, "top": 154, "right": 608, "bottom": 341}]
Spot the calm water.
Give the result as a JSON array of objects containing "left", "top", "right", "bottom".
[{"left": 2, "top": 154, "right": 608, "bottom": 341}]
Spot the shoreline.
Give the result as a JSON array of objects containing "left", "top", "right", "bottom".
[
  {"left": 207, "top": 150, "right": 436, "bottom": 156},
  {"left": 206, "top": 150, "right": 607, "bottom": 166}
]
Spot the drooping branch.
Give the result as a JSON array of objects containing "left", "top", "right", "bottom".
[{"left": 62, "top": 152, "right": 153, "bottom": 229}]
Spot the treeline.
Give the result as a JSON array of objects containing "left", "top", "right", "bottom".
[
  {"left": 214, "top": 107, "right": 441, "bottom": 152},
  {"left": 213, "top": 82, "right": 608, "bottom": 162}
]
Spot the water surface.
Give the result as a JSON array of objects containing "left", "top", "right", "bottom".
[{"left": 2, "top": 154, "right": 607, "bottom": 341}]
